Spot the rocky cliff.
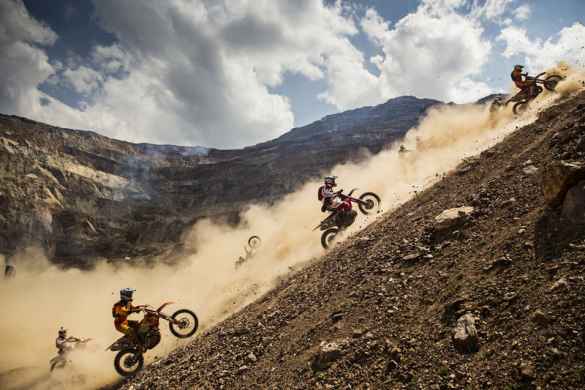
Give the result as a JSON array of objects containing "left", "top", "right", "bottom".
[{"left": 0, "top": 96, "right": 439, "bottom": 266}]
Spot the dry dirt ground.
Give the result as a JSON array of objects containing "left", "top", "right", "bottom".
[{"left": 118, "top": 92, "right": 585, "bottom": 389}]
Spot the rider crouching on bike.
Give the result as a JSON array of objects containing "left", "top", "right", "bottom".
[
  {"left": 112, "top": 288, "right": 144, "bottom": 346},
  {"left": 511, "top": 65, "right": 536, "bottom": 97},
  {"left": 319, "top": 176, "right": 342, "bottom": 213}
]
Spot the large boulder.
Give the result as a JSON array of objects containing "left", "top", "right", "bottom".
[
  {"left": 541, "top": 160, "right": 585, "bottom": 206},
  {"left": 311, "top": 340, "right": 348, "bottom": 371},
  {"left": 452, "top": 313, "right": 479, "bottom": 353},
  {"left": 432, "top": 207, "right": 474, "bottom": 241},
  {"left": 562, "top": 180, "right": 585, "bottom": 224}
]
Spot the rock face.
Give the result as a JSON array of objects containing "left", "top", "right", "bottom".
[
  {"left": 0, "top": 96, "right": 439, "bottom": 265},
  {"left": 452, "top": 313, "right": 479, "bottom": 353},
  {"left": 562, "top": 180, "right": 585, "bottom": 223},
  {"left": 541, "top": 160, "right": 585, "bottom": 206}
]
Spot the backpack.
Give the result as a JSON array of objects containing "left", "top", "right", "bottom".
[{"left": 318, "top": 186, "right": 324, "bottom": 201}]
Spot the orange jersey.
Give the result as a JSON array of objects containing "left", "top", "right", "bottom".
[{"left": 112, "top": 301, "right": 136, "bottom": 329}]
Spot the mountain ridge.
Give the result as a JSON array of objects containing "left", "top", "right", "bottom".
[{"left": 0, "top": 95, "right": 440, "bottom": 266}]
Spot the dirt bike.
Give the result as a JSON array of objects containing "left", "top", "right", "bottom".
[
  {"left": 107, "top": 302, "right": 198, "bottom": 377},
  {"left": 490, "top": 72, "right": 564, "bottom": 115},
  {"left": 235, "top": 235, "right": 262, "bottom": 268},
  {"left": 49, "top": 338, "right": 91, "bottom": 372},
  {"left": 315, "top": 189, "right": 381, "bottom": 249}
]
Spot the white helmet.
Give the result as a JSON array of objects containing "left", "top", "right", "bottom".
[
  {"left": 324, "top": 176, "right": 337, "bottom": 187},
  {"left": 120, "top": 288, "right": 135, "bottom": 301}
]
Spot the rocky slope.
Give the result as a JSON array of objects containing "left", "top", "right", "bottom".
[
  {"left": 119, "top": 93, "right": 585, "bottom": 389},
  {"left": 0, "top": 96, "right": 438, "bottom": 267}
]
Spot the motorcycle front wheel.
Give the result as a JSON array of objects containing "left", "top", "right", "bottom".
[
  {"left": 170, "top": 309, "right": 199, "bottom": 338},
  {"left": 114, "top": 349, "right": 144, "bottom": 377},
  {"left": 321, "top": 228, "right": 339, "bottom": 249},
  {"left": 358, "top": 192, "right": 381, "bottom": 215},
  {"left": 544, "top": 75, "right": 563, "bottom": 91},
  {"left": 513, "top": 101, "right": 529, "bottom": 115}
]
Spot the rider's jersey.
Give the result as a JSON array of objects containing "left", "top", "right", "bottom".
[
  {"left": 112, "top": 301, "right": 136, "bottom": 330},
  {"left": 319, "top": 185, "right": 341, "bottom": 212},
  {"left": 511, "top": 70, "right": 527, "bottom": 89},
  {"left": 319, "top": 185, "right": 336, "bottom": 201},
  {"left": 56, "top": 336, "right": 72, "bottom": 354}
]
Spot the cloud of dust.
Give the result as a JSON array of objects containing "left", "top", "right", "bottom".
[{"left": 0, "top": 65, "right": 583, "bottom": 389}]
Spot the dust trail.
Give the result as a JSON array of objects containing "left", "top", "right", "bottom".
[{"left": 0, "top": 65, "right": 583, "bottom": 389}]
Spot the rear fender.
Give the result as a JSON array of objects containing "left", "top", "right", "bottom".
[{"left": 107, "top": 336, "right": 131, "bottom": 351}]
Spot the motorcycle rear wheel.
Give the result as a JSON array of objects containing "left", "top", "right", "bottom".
[
  {"left": 321, "top": 228, "right": 339, "bottom": 249},
  {"left": 544, "top": 75, "right": 563, "bottom": 91},
  {"left": 513, "top": 101, "right": 529, "bottom": 115},
  {"left": 170, "top": 309, "right": 199, "bottom": 338},
  {"left": 358, "top": 192, "right": 381, "bottom": 215},
  {"left": 114, "top": 349, "right": 144, "bottom": 377},
  {"left": 248, "top": 235, "right": 262, "bottom": 249}
]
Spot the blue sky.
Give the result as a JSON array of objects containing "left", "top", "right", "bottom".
[{"left": 1, "top": 0, "right": 584, "bottom": 148}]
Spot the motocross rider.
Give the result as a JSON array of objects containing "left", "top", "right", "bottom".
[
  {"left": 55, "top": 327, "right": 79, "bottom": 356},
  {"left": 511, "top": 65, "right": 535, "bottom": 96},
  {"left": 112, "top": 288, "right": 144, "bottom": 345},
  {"left": 319, "top": 176, "right": 342, "bottom": 213}
]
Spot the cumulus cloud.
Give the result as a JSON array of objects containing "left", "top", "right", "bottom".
[
  {"left": 498, "top": 22, "right": 585, "bottom": 71},
  {"left": 513, "top": 4, "right": 531, "bottom": 21},
  {"left": 91, "top": 44, "right": 131, "bottom": 75},
  {"left": 2, "top": 0, "right": 382, "bottom": 148},
  {"left": 358, "top": 1, "right": 492, "bottom": 103},
  {"left": 0, "top": 0, "right": 57, "bottom": 114},
  {"left": 61, "top": 66, "right": 104, "bottom": 96},
  {"left": 471, "top": 0, "right": 514, "bottom": 21},
  {"left": 73, "top": 0, "right": 385, "bottom": 147}
]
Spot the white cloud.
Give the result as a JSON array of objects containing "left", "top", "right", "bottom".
[
  {"left": 0, "top": 0, "right": 57, "bottom": 114},
  {"left": 513, "top": 4, "right": 531, "bottom": 21},
  {"left": 498, "top": 23, "right": 585, "bottom": 71},
  {"left": 358, "top": 2, "right": 492, "bottom": 103},
  {"left": 91, "top": 44, "right": 131, "bottom": 75},
  {"left": 470, "top": 1, "right": 532, "bottom": 25},
  {"left": 61, "top": 66, "right": 104, "bottom": 96},
  {"left": 472, "top": 0, "right": 514, "bottom": 21},
  {"left": 4, "top": 0, "right": 381, "bottom": 148}
]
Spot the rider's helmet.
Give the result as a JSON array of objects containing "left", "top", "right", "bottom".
[
  {"left": 58, "top": 327, "right": 66, "bottom": 338},
  {"left": 324, "top": 176, "right": 337, "bottom": 188},
  {"left": 120, "top": 288, "right": 135, "bottom": 302},
  {"left": 514, "top": 64, "right": 524, "bottom": 70}
]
